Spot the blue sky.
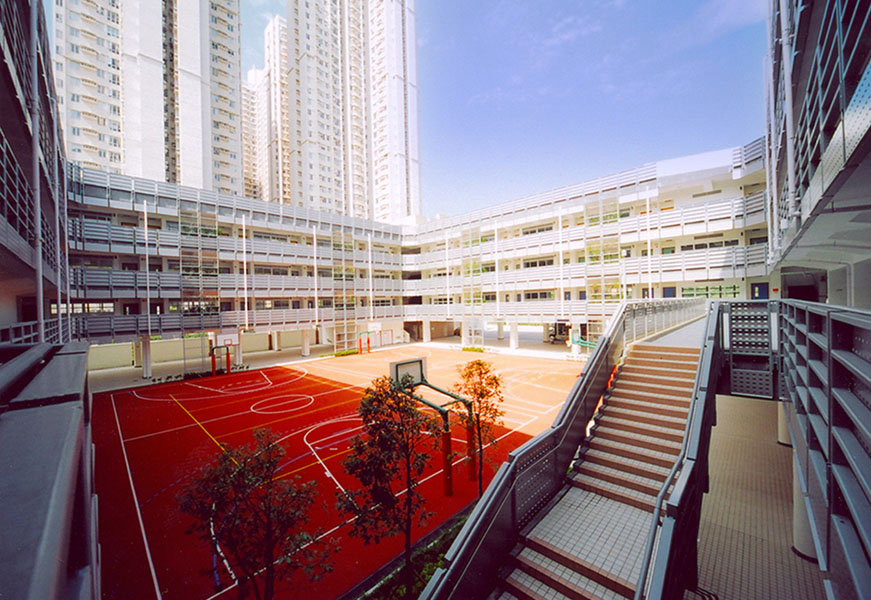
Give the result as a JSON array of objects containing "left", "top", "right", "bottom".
[{"left": 243, "top": 0, "right": 768, "bottom": 217}]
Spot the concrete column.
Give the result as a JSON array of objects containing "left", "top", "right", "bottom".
[
  {"left": 422, "top": 320, "right": 432, "bottom": 343},
  {"left": 851, "top": 257, "right": 871, "bottom": 309},
  {"left": 497, "top": 321, "right": 504, "bottom": 340},
  {"left": 542, "top": 323, "right": 550, "bottom": 342},
  {"left": 301, "top": 329, "right": 311, "bottom": 357},
  {"left": 510, "top": 322, "right": 519, "bottom": 350},
  {"left": 570, "top": 326, "right": 580, "bottom": 356},
  {"left": 461, "top": 320, "right": 469, "bottom": 347},
  {"left": 234, "top": 328, "right": 244, "bottom": 366},
  {"left": 270, "top": 331, "right": 280, "bottom": 351},
  {"left": 777, "top": 402, "right": 791, "bottom": 446},
  {"left": 792, "top": 461, "right": 818, "bottom": 561},
  {"left": 141, "top": 336, "right": 152, "bottom": 379},
  {"left": 133, "top": 339, "right": 143, "bottom": 367}
]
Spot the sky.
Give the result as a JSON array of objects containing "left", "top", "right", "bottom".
[{"left": 242, "top": 0, "right": 769, "bottom": 217}]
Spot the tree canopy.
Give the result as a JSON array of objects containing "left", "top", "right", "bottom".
[
  {"left": 179, "top": 428, "right": 332, "bottom": 600},
  {"left": 339, "top": 375, "right": 441, "bottom": 597},
  {"left": 452, "top": 359, "right": 505, "bottom": 496}
]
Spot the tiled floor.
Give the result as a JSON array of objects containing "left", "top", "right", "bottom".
[
  {"left": 530, "top": 488, "right": 654, "bottom": 586},
  {"left": 688, "top": 394, "right": 827, "bottom": 600}
]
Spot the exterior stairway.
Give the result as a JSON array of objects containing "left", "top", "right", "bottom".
[{"left": 494, "top": 344, "right": 700, "bottom": 600}]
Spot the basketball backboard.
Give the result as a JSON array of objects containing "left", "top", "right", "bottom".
[{"left": 389, "top": 357, "right": 427, "bottom": 388}]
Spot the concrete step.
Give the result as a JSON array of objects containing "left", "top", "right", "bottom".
[
  {"left": 618, "top": 370, "right": 695, "bottom": 390},
  {"left": 570, "top": 472, "right": 667, "bottom": 514},
  {"left": 583, "top": 448, "right": 671, "bottom": 482},
  {"left": 593, "top": 426, "right": 682, "bottom": 455},
  {"left": 620, "top": 363, "right": 697, "bottom": 380},
  {"left": 603, "top": 406, "right": 686, "bottom": 432},
  {"left": 506, "top": 544, "right": 630, "bottom": 600},
  {"left": 502, "top": 568, "right": 576, "bottom": 600},
  {"left": 577, "top": 462, "right": 662, "bottom": 497},
  {"left": 588, "top": 437, "right": 678, "bottom": 469},
  {"left": 607, "top": 397, "right": 689, "bottom": 420},
  {"left": 607, "top": 386, "right": 692, "bottom": 408},
  {"left": 612, "top": 378, "right": 694, "bottom": 399},
  {"left": 623, "top": 356, "right": 699, "bottom": 371},
  {"left": 632, "top": 344, "right": 701, "bottom": 356}
]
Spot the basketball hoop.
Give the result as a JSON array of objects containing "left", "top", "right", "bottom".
[{"left": 209, "top": 344, "right": 232, "bottom": 376}]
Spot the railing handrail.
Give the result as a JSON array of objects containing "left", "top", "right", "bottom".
[
  {"left": 421, "top": 297, "right": 705, "bottom": 599},
  {"left": 633, "top": 301, "right": 721, "bottom": 599}
]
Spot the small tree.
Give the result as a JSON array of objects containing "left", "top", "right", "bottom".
[
  {"left": 338, "top": 375, "right": 440, "bottom": 597},
  {"left": 179, "top": 428, "right": 332, "bottom": 600},
  {"left": 453, "top": 360, "right": 505, "bottom": 496}
]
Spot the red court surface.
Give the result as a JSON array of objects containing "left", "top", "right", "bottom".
[{"left": 93, "top": 348, "right": 580, "bottom": 599}]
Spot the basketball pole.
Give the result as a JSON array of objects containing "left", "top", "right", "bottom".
[
  {"left": 466, "top": 423, "right": 477, "bottom": 480},
  {"left": 441, "top": 414, "right": 453, "bottom": 497},
  {"left": 397, "top": 386, "right": 455, "bottom": 497}
]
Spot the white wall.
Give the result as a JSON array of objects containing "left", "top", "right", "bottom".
[
  {"left": 851, "top": 258, "right": 871, "bottom": 309},
  {"left": 121, "top": 0, "right": 165, "bottom": 181}
]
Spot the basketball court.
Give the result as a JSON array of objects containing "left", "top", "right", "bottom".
[{"left": 93, "top": 345, "right": 582, "bottom": 599}]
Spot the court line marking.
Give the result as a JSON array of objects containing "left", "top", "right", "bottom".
[
  {"left": 170, "top": 393, "right": 235, "bottom": 462},
  {"left": 111, "top": 394, "right": 163, "bottom": 600},
  {"left": 249, "top": 394, "right": 314, "bottom": 415},
  {"left": 116, "top": 353, "right": 573, "bottom": 598},
  {"left": 302, "top": 417, "right": 361, "bottom": 495},
  {"left": 200, "top": 400, "right": 542, "bottom": 599},
  {"left": 124, "top": 381, "right": 359, "bottom": 442},
  {"left": 130, "top": 368, "right": 307, "bottom": 402},
  {"left": 500, "top": 403, "right": 546, "bottom": 419},
  {"left": 499, "top": 394, "right": 552, "bottom": 409}
]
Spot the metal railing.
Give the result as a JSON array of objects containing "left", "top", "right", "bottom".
[
  {"left": 419, "top": 298, "right": 705, "bottom": 599},
  {"left": 634, "top": 302, "right": 724, "bottom": 599},
  {"left": 777, "top": 299, "right": 871, "bottom": 600}
]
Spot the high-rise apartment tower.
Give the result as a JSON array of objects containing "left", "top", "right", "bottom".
[
  {"left": 52, "top": 0, "right": 243, "bottom": 196},
  {"left": 243, "top": 1, "right": 421, "bottom": 221}
]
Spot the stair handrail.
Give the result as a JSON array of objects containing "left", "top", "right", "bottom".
[
  {"left": 420, "top": 298, "right": 706, "bottom": 600},
  {"left": 633, "top": 301, "right": 722, "bottom": 600}
]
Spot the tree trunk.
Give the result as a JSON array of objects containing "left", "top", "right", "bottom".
[
  {"left": 264, "top": 495, "right": 274, "bottom": 600},
  {"left": 404, "top": 457, "right": 413, "bottom": 598},
  {"left": 476, "top": 414, "right": 484, "bottom": 497}
]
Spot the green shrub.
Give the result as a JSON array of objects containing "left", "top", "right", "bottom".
[{"left": 359, "top": 512, "right": 468, "bottom": 599}]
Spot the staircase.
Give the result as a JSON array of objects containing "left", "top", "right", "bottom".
[{"left": 494, "top": 344, "right": 700, "bottom": 600}]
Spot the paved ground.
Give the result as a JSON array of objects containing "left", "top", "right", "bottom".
[
  {"left": 88, "top": 329, "right": 585, "bottom": 393},
  {"left": 688, "top": 394, "right": 826, "bottom": 599}
]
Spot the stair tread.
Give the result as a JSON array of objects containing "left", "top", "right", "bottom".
[
  {"left": 514, "top": 548, "right": 625, "bottom": 600},
  {"left": 578, "top": 462, "right": 666, "bottom": 495},
  {"left": 603, "top": 407, "right": 687, "bottom": 430},
  {"left": 607, "top": 397, "right": 689, "bottom": 417},
  {"left": 612, "top": 381, "right": 694, "bottom": 399},
  {"left": 619, "top": 372, "right": 695, "bottom": 386},
  {"left": 626, "top": 350, "right": 699, "bottom": 367},
  {"left": 583, "top": 448, "right": 672, "bottom": 479},
  {"left": 505, "top": 569, "right": 574, "bottom": 600},
  {"left": 621, "top": 364, "right": 697, "bottom": 377},
  {"left": 526, "top": 487, "right": 655, "bottom": 588},
  {"left": 571, "top": 473, "right": 664, "bottom": 512},
  {"left": 608, "top": 387, "right": 692, "bottom": 406},
  {"left": 588, "top": 438, "right": 680, "bottom": 466},
  {"left": 594, "top": 423, "right": 683, "bottom": 451},
  {"left": 632, "top": 344, "right": 701, "bottom": 355}
]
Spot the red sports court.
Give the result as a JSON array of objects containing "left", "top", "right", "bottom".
[{"left": 93, "top": 347, "right": 579, "bottom": 598}]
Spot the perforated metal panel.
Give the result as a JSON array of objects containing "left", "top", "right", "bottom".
[{"left": 727, "top": 301, "right": 774, "bottom": 397}]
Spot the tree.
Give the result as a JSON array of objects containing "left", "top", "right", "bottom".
[
  {"left": 452, "top": 359, "right": 505, "bottom": 497},
  {"left": 338, "top": 375, "right": 441, "bottom": 597},
  {"left": 179, "top": 428, "right": 332, "bottom": 600}
]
